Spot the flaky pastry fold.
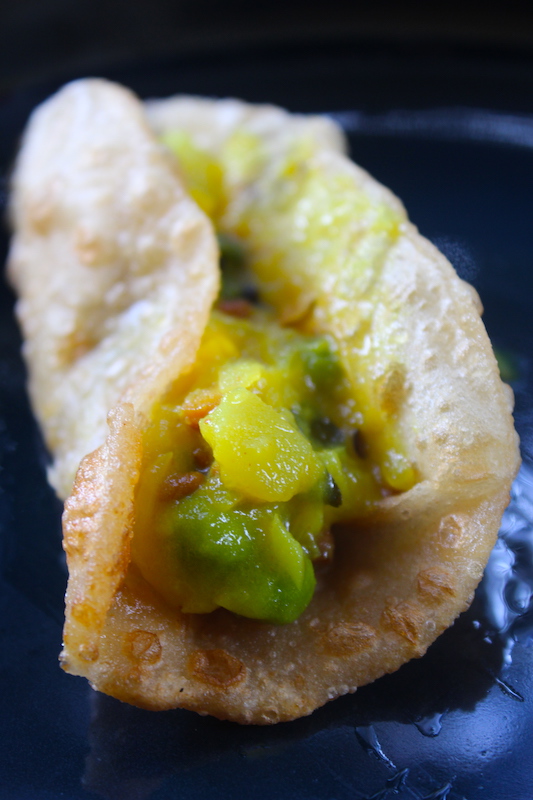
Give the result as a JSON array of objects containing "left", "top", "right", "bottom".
[{"left": 8, "top": 80, "right": 219, "bottom": 498}]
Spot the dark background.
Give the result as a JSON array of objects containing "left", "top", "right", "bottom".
[{"left": 3, "top": 0, "right": 533, "bottom": 94}]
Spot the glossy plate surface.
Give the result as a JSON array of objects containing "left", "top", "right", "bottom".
[{"left": 1, "top": 44, "right": 533, "bottom": 800}]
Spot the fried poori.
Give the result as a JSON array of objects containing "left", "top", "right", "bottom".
[{"left": 8, "top": 81, "right": 519, "bottom": 724}]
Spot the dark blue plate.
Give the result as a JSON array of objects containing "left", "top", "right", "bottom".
[{"left": 1, "top": 44, "right": 533, "bottom": 800}]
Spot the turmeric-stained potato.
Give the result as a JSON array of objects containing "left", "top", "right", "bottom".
[{"left": 9, "top": 83, "right": 519, "bottom": 724}]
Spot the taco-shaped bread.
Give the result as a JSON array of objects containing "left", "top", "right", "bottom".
[{"left": 8, "top": 80, "right": 519, "bottom": 724}]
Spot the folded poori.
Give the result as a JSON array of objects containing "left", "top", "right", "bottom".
[
  {"left": 8, "top": 79, "right": 219, "bottom": 499},
  {"left": 8, "top": 79, "right": 520, "bottom": 724}
]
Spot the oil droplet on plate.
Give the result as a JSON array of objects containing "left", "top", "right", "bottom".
[
  {"left": 414, "top": 711, "right": 444, "bottom": 737},
  {"left": 362, "top": 768, "right": 409, "bottom": 800},
  {"left": 475, "top": 463, "right": 533, "bottom": 669},
  {"left": 420, "top": 783, "right": 452, "bottom": 800},
  {"left": 355, "top": 725, "right": 396, "bottom": 770}
]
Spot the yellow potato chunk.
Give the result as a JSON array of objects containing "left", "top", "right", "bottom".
[{"left": 200, "top": 386, "right": 322, "bottom": 502}]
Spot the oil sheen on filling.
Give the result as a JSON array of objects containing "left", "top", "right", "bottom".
[{"left": 130, "top": 130, "right": 417, "bottom": 624}]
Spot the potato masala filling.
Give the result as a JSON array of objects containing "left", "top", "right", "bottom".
[{"left": 131, "top": 130, "right": 418, "bottom": 624}]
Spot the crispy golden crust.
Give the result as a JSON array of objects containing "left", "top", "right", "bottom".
[
  {"left": 61, "top": 403, "right": 142, "bottom": 667},
  {"left": 11, "top": 87, "right": 520, "bottom": 724},
  {"left": 8, "top": 80, "right": 219, "bottom": 498}
]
